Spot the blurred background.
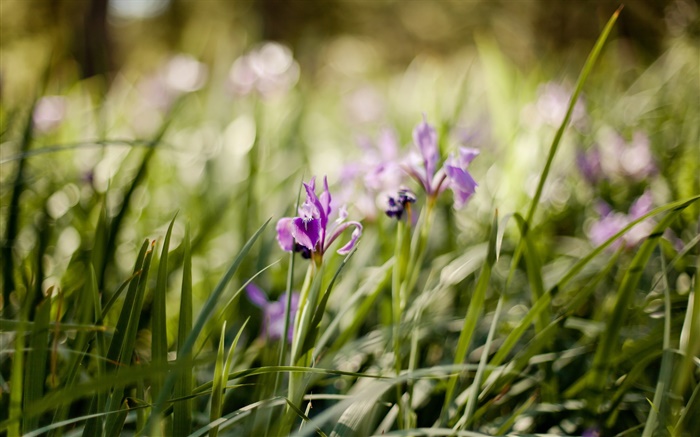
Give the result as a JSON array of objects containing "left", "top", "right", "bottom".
[
  {"left": 1, "top": 0, "right": 698, "bottom": 303},
  {"left": 2, "top": 0, "right": 698, "bottom": 102}
]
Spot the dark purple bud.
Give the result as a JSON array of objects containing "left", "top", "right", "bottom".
[{"left": 385, "top": 189, "right": 417, "bottom": 220}]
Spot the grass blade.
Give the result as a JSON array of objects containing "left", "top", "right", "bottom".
[
  {"left": 174, "top": 222, "right": 194, "bottom": 437},
  {"left": 441, "top": 211, "right": 498, "bottom": 424},
  {"left": 22, "top": 297, "right": 51, "bottom": 434},
  {"left": 152, "top": 213, "right": 178, "bottom": 405}
]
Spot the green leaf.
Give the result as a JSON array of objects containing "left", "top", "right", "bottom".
[
  {"left": 441, "top": 211, "right": 497, "bottom": 424},
  {"left": 174, "top": 222, "right": 194, "bottom": 437},
  {"left": 22, "top": 297, "right": 51, "bottom": 434},
  {"left": 152, "top": 212, "right": 178, "bottom": 404}
]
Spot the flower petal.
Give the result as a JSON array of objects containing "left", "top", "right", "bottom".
[
  {"left": 413, "top": 114, "right": 439, "bottom": 184},
  {"left": 337, "top": 224, "right": 363, "bottom": 255},
  {"left": 325, "top": 221, "right": 363, "bottom": 255},
  {"left": 246, "top": 283, "right": 269, "bottom": 308},
  {"left": 292, "top": 217, "right": 321, "bottom": 251},
  {"left": 457, "top": 147, "right": 480, "bottom": 167},
  {"left": 276, "top": 217, "right": 295, "bottom": 252},
  {"left": 444, "top": 164, "right": 478, "bottom": 209}
]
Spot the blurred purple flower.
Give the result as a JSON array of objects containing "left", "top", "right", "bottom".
[
  {"left": 524, "top": 82, "right": 587, "bottom": 128},
  {"left": 246, "top": 284, "right": 299, "bottom": 342},
  {"left": 602, "top": 131, "right": 656, "bottom": 181},
  {"left": 576, "top": 147, "right": 603, "bottom": 184},
  {"left": 588, "top": 190, "right": 655, "bottom": 249},
  {"left": 277, "top": 176, "right": 363, "bottom": 260},
  {"left": 402, "top": 115, "right": 479, "bottom": 209},
  {"left": 228, "top": 42, "right": 300, "bottom": 98},
  {"left": 336, "top": 128, "right": 405, "bottom": 220},
  {"left": 582, "top": 427, "right": 600, "bottom": 437},
  {"left": 33, "top": 96, "right": 67, "bottom": 133}
]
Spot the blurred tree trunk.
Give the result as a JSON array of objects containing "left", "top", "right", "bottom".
[{"left": 75, "top": 0, "right": 112, "bottom": 80}]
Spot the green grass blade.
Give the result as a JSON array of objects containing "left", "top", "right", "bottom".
[
  {"left": 206, "top": 318, "right": 248, "bottom": 437},
  {"left": 49, "top": 266, "right": 100, "bottom": 434},
  {"left": 174, "top": 222, "right": 194, "bottom": 437},
  {"left": 209, "top": 321, "right": 228, "bottom": 437},
  {"left": 146, "top": 218, "right": 270, "bottom": 432},
  {"left": 22, "top": 297, "right": 51, "bottom": 434},
  {"left": 152, "top": 213, "right": 178, "bottom": 404},
  {"left": 1, "top": 99, "right": 35, "bottom": 319},
  {"left": 460, "top": 295, "right": 504, "bottom": 430},
  {"left": 524, "top": 6, "right": 621, "bottom": 226},
  {"left": 104, "top": 239, "right": 150, "bottom": 372},
  {"left": 105, "top": 240, "right": 155, "bottom": 434},
  {"left": 441, "top": 211, "right": 497, "bottom": 423}
]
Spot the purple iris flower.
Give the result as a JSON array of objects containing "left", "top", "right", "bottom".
[
  {"left": 246, "top": 284, "right": 299, "bottom": 342},
  {"left": 588, "top": 190, "right": 655, "bottom": 250},
  {"left": 402, "top": 115, "right": 479, "bottom": 210},
  {"left": 276, "top": 176, "right": 363, "bottom": 260}
]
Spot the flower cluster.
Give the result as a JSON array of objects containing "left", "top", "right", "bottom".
[
  {"left": 276, "top": 176, "right": 363, "bottom": 261},
  {"left": 577, "top": 130, "right": 656, "bottom": 184}
]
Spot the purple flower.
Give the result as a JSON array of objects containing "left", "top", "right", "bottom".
[
  {"left": 576, "top": 147, "right": 602, "bottom": 184},
  {"left": 402, "top": 116, "right": 479, "bottom": 210},
  {"left": 277, "top": 176, "right": 363, "bottom": 260},
  {"left": 246, "top": 284, "right": 299, "bottom": 342},
  {"left": 600, "top": 130, "right": 656, "bottom": 181},
  {"left": 582, "top": 427, "right": 600, "bottom": 437},
  {"left": 588, "top": 190, "right": 655, "bottom": 250}
]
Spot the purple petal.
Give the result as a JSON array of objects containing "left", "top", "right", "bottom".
[
  {"left": 246, "top": 283, "right": 269, "bottom": 308},
  {"left": 457, "top": 147, "right": 480, "bottom": 167},
  {"left": 444, "top": 164, "right": 478, "bottom": 209},
  {"left": 264, "top": 291, "right": 300, "bottom": 342},
  {"left": 276, "top": 217, "right": 295, "bottom": 252},
  {"left": 413, "top": 114, "right": 439, "bottom": 183},
  {"left": 377, "top": 128, "right": 399, "bottom": 161},
  {"left": 325, "top": 221, "right": 363, "bottom": 255},
  {"left": 292, "top": 217, "right": 321, "bottom": 251},
  {"left": 319, "top": 176, "right": 332, "bottom": 226},
  {"left": 588, "top": 213, "right": 627, "bottom": 248},
  {"left": 629, "top": 190, "right": 653, "bottom": 220}
]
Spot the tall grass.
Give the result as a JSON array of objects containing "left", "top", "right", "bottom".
[{"left": 1, "top": 7, "right": 699, "bottom": 437}]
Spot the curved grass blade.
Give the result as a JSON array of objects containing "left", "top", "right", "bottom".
[
  {"left": 441, "top": 211, "right": 498, "bottom": 424},
  {"left": 459, "top": 295, "right": 504, "bottom": 431},
  {"left": 22, "top": 297, "right": 51, "bottom": 434},
  {"left": 2, "top": 99, "right": 36, "bottom": 319},
  {"left": 174, "top": 222, "right": 194, "bottom": 437},
  {"left": 145, "top": 218, "right": 271, "bottom": 432},
  {"left": 152, "top": 212, "right": 178, "bottom": 404}
]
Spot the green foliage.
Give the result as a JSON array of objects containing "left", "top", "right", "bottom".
[{"left": 1, "top": 7, "right": 699, "bottom": 437}]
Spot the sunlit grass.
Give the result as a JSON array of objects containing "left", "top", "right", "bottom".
[{"left": 1, "top": 8, "right": 699, "bottom": 437}]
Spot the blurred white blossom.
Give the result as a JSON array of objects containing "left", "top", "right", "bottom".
[
  {"left": 33, "top": 96, "right": 67, "bottom": 133},
  {"left": 228, "top": 42, "right": 300, "bottom": 97}
]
